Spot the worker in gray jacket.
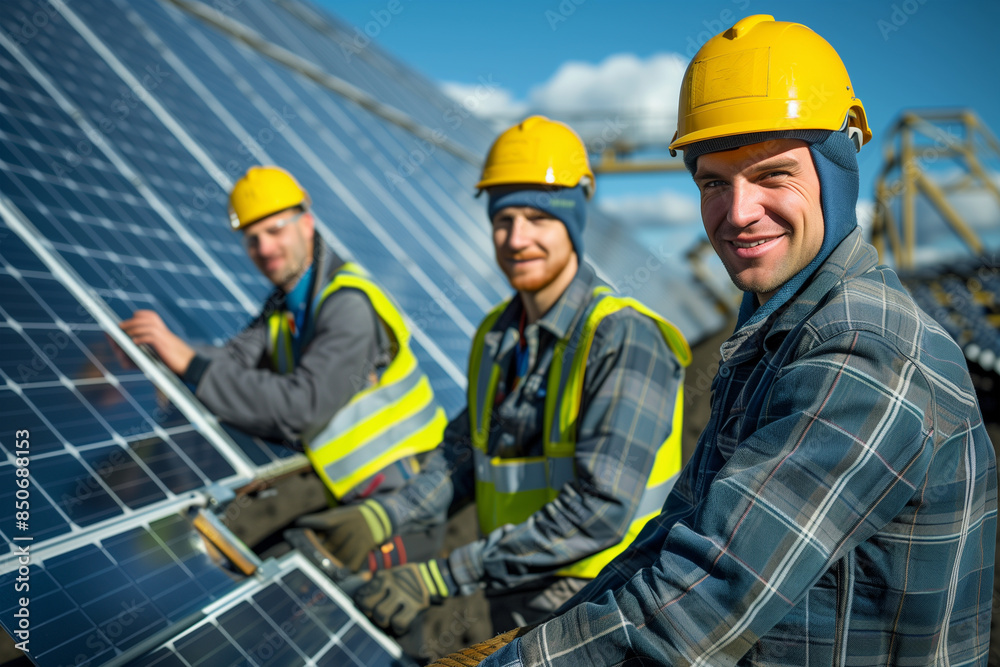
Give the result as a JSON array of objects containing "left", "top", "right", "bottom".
[{"left": 120, "top": 165, "right": 446, "bottom": 534}]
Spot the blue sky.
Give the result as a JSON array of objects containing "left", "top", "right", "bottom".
[{"left": 318, "top": 0, "right": 1000, "bottom": 258}]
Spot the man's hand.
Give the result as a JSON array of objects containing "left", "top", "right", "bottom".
[
  {"left": 353, "top": 560, "right": 455, "bottom": 635},
  {"left": 119, "top": 310, "right": 195, "bottom": 375},
  {"left": 295, "top": 499, "right": 391, "bottom": 572}
]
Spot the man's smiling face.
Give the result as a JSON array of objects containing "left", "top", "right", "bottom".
[
  {"left": 491, "top": 205, "right": 576, "bottom": 294},
  {"left": 694, "top": 139, "right": 824, "bottom": 304}
]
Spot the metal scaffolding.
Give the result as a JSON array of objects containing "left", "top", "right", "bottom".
[{"left": 871, "top": 109, "right": 1000, "bottom": 269}]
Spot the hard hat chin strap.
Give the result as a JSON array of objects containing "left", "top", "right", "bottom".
[{"left": 839, "top": 115, "right": 864, "bottom": 153}]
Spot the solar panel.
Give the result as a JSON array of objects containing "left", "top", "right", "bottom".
[
  {"left": 132, "top": 0, "right": 500, "bottom": 354},
  {"left": 120, "top": 552, "right": 411, "bottom": 666},
  {"left": 0, "top": 218, "right": 251, "bottom": 551},
  {"left": 0, "top": 29, "right": 310, "bottom": 470},
  {"left": 0, "top": 506, "right": 247, "bottom": 666}
]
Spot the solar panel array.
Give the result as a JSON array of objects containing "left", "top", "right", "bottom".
[
  {"left": 0, "top": 0, "right": 722, "bottom": 663},
  {"left": 129, "top": 552, "right": 406, "bottom": 667},
  {"left": 0, "top": 0, "right": 509, "bottom": 662},
  {"left": 1, "top": 508, "right": 245, "bottom": 665},
  {"left": 0, "top": 215, "right": 248, "bottom": 551},
  {"left": 902, "top": 259, "right": 1000, "bottom": 375}
]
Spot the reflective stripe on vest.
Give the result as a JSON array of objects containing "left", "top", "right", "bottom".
[
  {"left": 469, "top": 288, "right": 691, "bottom": 579},
  {"left": 269, "top": 311, "right": 295, "bottom": 374},
  {"left": 267, "top": 263, "right": 446, "bottom": 499}
]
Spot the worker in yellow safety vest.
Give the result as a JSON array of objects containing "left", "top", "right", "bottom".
[
  {"left": 302, "top": 117, "right": 692, "bottom": 646},
  {"left": 121, "top": 166, "right": 447, "bottom": 561}
]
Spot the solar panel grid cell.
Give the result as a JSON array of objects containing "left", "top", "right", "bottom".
[{"left": 173, "top": 623, "right": 248, "bottom": 666}]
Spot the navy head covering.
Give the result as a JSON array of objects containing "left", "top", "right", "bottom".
[
  {"left": 684, "top": 130, "right": 860, "bottom": 330},
  {"left": 487, "top": 184, "right": 588, "bottom": 256}
]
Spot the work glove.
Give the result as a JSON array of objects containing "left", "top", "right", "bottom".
[
  {"left": 353, "top": 559, "right": 457, "bottom": 635},
  {"left": 428, "top": 625, "right": 536, "bottom": 667},
  {"left": 295, "top": 499, "right": 392, "bottom": 572}
]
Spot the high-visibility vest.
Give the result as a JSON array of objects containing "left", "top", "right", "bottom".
[
  {"left": 468, "top": 287, "right": 691, "bottom": 578},
  {"left": 267, "top": 262, "right": 447, "bottom": 500}
]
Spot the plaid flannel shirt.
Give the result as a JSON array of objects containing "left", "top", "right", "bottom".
[
  {"left": 378, "top": 262, "right": 684, "bottom": 592},
  {"left": 485, "top": 229, "right": 997, "bottom": 665}
]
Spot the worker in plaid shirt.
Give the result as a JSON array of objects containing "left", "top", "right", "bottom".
[
  {"left": 465, "top": 14, "right": 997, "bottom": 667},
  {"left": 297, "top": 116, "right": 691, "bottom": 661}
]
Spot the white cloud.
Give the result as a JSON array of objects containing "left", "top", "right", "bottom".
[
  {"left": 597, "top": 189, "right": 699, "bottom": 228},
  {"left": 856, "top": 199, "right": 875, "bottom": 237},
  {"left": 439, "top": 52, "right": 687, "bottom": 148},
  {"left": 948, "top": 187, "right": 1000, "bottom": 230},
  {"left": 528, "top": 53, "right": 687, "bottom": 148},
  {"left": 439, "top": 81, "right": 527, "bottom": 130}
]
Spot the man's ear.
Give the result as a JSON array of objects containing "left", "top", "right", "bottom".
[{"left": 300, "top": 210, "right": 315, "bottom": 236}]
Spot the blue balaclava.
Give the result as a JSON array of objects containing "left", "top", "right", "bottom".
[
  {"left": 487, "top": 184, "right": 589, "bottom": 256},
  {"left": 684, "top": 130, "right": 860, "bottom": 330}
]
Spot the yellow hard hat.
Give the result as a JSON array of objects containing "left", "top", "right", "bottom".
[
  {"left": 228, "top": 166, "right": 310, "bottom": 230},
  {"left": 476, "top": 115, "right": 595, "bottom": 198},
  {"left": 669, "top": 15, "right": 872, "bottom": 155}
]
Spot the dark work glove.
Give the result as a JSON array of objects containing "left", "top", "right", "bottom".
[
  {"left": 353, "top": 559, "right": 457, "bottom": 635},
  {"left": 295, "top": 499, "right": 391, "bottom": 571}
]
